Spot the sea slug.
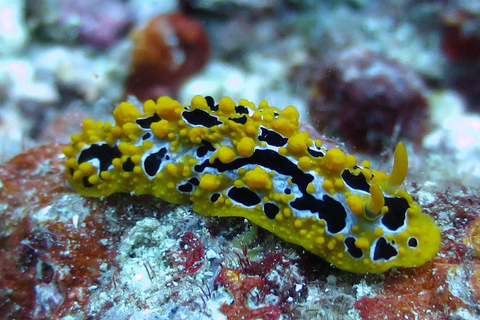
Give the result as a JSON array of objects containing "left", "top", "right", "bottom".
[{"left": 63, "top": 95, "right": 440, "bottom": 273}]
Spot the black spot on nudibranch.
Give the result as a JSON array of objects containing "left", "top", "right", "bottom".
[
  {"left": 341, "top": 170, "right": 370, "bottom": 192},
  {"left": 142, "top": 133, "right": 152, "bottom": 140},
  {"left": 264, "top": 203, "right": 280, "bottom": 220},
  {"left": 210, "top": 193, "right": 220, "bottom": 203},
  {"left": 307, "top": 147, "right": 324, "bottom": 158},
  {"left": 205, "top": 96, "right": 218, "bottom": 111},
  {"left": 178, "top": 183, "right": 193, "bottom": 193},
  {"left": 228, "top": 116, "right": 247, "bottom": 124},
  {"left": 344, "top": 237, "right": 363, "bottom": 258},
  {"left": 227, "top": 187, "right": 261, "bottom": 207},
  {"left": 136, "top": 113, "right": 161, "bottom": 129},
  {"left": 288, "top": 194, "right": 347, "bottom": 234},
  {"left": 178, "top": 177, "right": 199, "bottom": 193},
  {"left": 83, "top": 176, "right": 94, "bottom": 188},
  {"left": 196, "top": 139, "right": 216, "bottom": 158},
  {"left": 188, "top": 178, "right": 200, "bottom": 186},
  {"left": 382, "top": 197, "right": 409, "bottom": 231},
  {"left": 144, "top": 147, "right": 168, "bottom": 177},
  {"left": 182, "top": 109, "right": 222, "bottom": 128},
  {"left": 284, "top": 188, "right": 291, "bottom": 194},
  {"left": 235, "top": 105, "right": 249, "bottom": 114},
  {"left": 318, "top": 195, "right": 347, "bottom": 234},
  {"left": 258, "top": 127, "right": 288, "bottom": 147},
  {"left": 123, "top": 158, "right": 135, "bottom": 172},
  {"left": 373, "top": 237, "right": 398, "bottom": 261},
  {"left": 78, "top": 143, "right": 121, "bottom": 172},
  {"left": 408, "top": 237, "right": 418, "bottom": 247}
]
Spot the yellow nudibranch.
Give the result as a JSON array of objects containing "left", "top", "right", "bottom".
[{"left": 63, "top": 95, "right": 440, "bottom": 273}]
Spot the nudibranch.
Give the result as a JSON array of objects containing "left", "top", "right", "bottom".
[{"left": 63, "top": 95, "right": 440, "bottom": 273}]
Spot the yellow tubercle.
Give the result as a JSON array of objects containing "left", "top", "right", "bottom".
[
  {"left": 373, "top": 227, "right": 384, "bottom": 237},
  {"left": 287, "top": 131, "right": 309, "bottom": 155},
  {"left": 355, "top": 238, "right": 370, "bottom": 250},
  {"left": 165, "top": 163, "right": 178, "bottom": 177},
  {"left": 191, "top": 95, "right": 207, "bottom": 110},
  {"left": 63, "top": 146, "right": 75, "bottom": 157},
  {"left": 188, "top": 126, "right": 208, "bottom": 144},
  {"left": 281, "top": 105, "right": 299, "bottom": 123},
  {"left": 78, "top": 162, "right": 96, "bottom": 176},
  {"left": 217, "top": 146, "right": 237, "bottom": 163},
  {"left": 199, "top": 174, "right": 223, "bottom": 191},
  {"left": 122, "top": 122, "right": 142, "bottom": 138},
  {"left": 344, "top": 155, "right": 357, "bottom": 169},
  {"left": 218, "top": 96, "right": 236, "bottom": 115},
  {"left": 271, "top": 118, "right": 297, "bottom": 137},
  {"left": 346, "top": 194, "right": 363, "bottom": 215},
  {"left": 322, "top": 179, "right": 335, "bottom": 195},
  {"left": 324, "top": 148, "right": 346, "bottom": 171},
  {"left": 361, "top": 160, "right": 370, "bottom": 168},
  {"left": 244, "top": 166, "right": 272, "bottom": 190},
  {"left": 237, "top": 137, "right": 256, "bottom": 157},
  {"left": 298, "top": 156, "right": 311, "bottom": 170},
  {"left": 142, "top": 99, "right": 156, "bottom": 114},
  {"left": 154, "top": 97, "right": 183, "bottom": 121},
  {"left": 113, "top": 102, "right": 141, "bottom": 125},
  {"left": 151, "top": 120, "right": 170, "bottom": 138},
  {"left": 307, "top": 183, "right": 315, "bottom": 194}
]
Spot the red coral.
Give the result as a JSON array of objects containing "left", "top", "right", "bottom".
[
  {"left": 0, "top": 206, "right": 120, "bottom": 319},
  {"left": 355, "top": 262, "right": 467, "bottom": 320},
  {"left": 125, "top": 13, "right": 210, "bottom": 101},
  {"left": 443, "top": 25, "right": 480, "bottom": 61},
  {"left": 0, "top": 144, "right": 120, "bottom": 318},
  {"left": 242, "top": 251, "right": 288, "bottom": 277},
  {"left": 171, "top": 231, "right": 205, "bottom": 274},
  {"left": 0, "top": 143, "right": 69, "bottom": 209},
  {"left": 215, "top": 268, "right": 281, "bottom": 320},
  {"left": 441, "top": 0, "right": 480, "bottom": 61},
  {"left": 213, "top": 248, "right": 308, "bottom": 319}
]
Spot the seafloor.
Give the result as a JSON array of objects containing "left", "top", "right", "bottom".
[{"left": 1, "top": 1, "right": 480, "bottom": 319}]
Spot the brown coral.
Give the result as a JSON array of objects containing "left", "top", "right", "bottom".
[{"left": 125, "top": 13, "right": 210, "bottom": 101}]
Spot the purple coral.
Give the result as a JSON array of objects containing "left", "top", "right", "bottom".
[
  {"left": 48, "top": 0, "right": 132, "bottom": 49},
  {"left": 309, "top": 49, "right": 429, "bottom": 152}
]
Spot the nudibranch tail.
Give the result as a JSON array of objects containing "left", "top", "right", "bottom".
[{"left": 64, "top": 95, "right": 440, "bottom": 273}]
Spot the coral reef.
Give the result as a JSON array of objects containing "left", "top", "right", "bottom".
[{"left": 2, "top": 0, "right": 480, "bottom": 318}]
